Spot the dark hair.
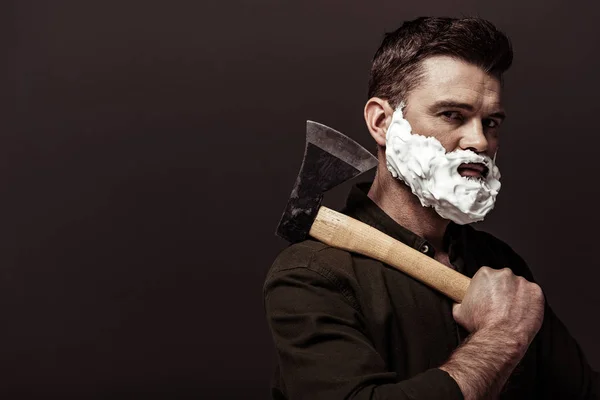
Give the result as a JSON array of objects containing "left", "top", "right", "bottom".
[{"left": 368, "top": 17, "right": 513, "bottom": 108}]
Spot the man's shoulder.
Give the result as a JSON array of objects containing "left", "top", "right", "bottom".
[
  {"left": 264, "top": 240, "right": 362, "bottom": 309},
  {"left": 463, "top": 224, "right": 512, "bottom": 251},
  {"left": 462, "top": 225, "right": 518, "bottom": 257},
  {"left": 462, "top": 225, "right": 534, "bottom": 280},
  {"left": 266, "top": 240, "right": 355, "bottom": 279}
]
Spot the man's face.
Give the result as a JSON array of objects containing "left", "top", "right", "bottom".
[
  {"left": 378, "top": 55, "right": 505, "bottom": 224},
  {"left": 402, "top": 55, "right": 505, "bottom": 179}
]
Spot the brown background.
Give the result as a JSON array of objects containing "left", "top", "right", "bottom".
[{"left": 8, "top": 0, "right": 600, "bottom": 398}]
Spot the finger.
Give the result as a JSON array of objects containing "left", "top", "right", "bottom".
[{"left": 452, "top": 303, "right": 461, "bottom": 318}]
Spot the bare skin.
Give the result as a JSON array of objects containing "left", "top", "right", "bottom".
[{"left": 364, "top": 55, "right": 545, "bottom": 400}]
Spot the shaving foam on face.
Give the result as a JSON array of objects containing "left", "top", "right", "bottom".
[{"left": 385, "top": 105, "right": 501, "bottom": 225}]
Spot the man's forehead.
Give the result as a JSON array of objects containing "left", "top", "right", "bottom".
[
  {"left": 420, "top": 56, "right": 500, "bottom": 84},
  {"left": 414, "top": 56, "right": 504, "bottom": 111}
]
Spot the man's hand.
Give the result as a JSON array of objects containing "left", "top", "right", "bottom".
[
  {"left": 440, "top": 267, "right": 545, "bottom": 400},
  {"left": 454, "top": 266, "right": 545, "bottom": 348}
]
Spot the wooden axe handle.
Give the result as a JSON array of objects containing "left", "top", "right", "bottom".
[{"left": 309, "top": 206, "right": 470, "bottom": 302}]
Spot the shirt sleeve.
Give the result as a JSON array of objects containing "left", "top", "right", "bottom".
[
  {"left": 263, "top": 247, "right": 464, "bottom": 400},
  {"left": 535, "top": 302, "right": 600, "bottom": 399}
]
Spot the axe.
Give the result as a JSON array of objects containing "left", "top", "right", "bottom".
[{"left": 276, "top": 121, "right": 471, "bottom": 302}]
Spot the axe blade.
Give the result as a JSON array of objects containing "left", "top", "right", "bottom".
[{"left": 276, "top": 121, "right": 378, "bottom": 243}]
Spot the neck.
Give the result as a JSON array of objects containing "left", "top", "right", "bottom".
[{"left": 367, "top": 162, "right": 450, "bottom": 252}]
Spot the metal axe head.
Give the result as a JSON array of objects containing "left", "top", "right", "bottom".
[{"left": 276, "top": 120, "right": 378, "bottom": 243}]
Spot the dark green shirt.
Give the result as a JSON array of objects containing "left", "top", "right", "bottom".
[{"left": 264, "top": 183, "right": 599, "bottom": 399}]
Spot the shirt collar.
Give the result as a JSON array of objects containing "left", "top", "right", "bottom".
[{"left": 341, "top": 182, "right": 464, "bottom": 259}]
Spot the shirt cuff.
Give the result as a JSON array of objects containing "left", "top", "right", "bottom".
[{"left": 397, "top": 368, "right": 464, "bottom": 400}]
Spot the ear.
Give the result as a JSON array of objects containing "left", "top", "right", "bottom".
[{"left": 364, "top": 97, "right": 394, "bottom": 147}]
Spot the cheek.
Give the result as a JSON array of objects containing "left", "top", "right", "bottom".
[
  {"left": 486, "top": 134, "right": 500, "bottom": 153},
  {"left": 441, "top": 137, "right": 461, "bottom": 153},
  {"left": 432, "top": 133, "right": 461, "bottom": 153},
  {"left": 410, "top": 121, "right": 456, "bottom": 152}
]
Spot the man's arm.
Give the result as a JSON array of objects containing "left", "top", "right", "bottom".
[
  {"left": 440, "top": 266, "right": 545, "bottom": 399},
  {"left": 440, "top": 327, "right": 527, "bottom": 399},
  {"left": 264, "top": 263, "right": 464, "bottom": 400},
  {"left": 264, "top": 247, "right": 544, "bottom": 399}
]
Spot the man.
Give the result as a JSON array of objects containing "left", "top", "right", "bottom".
[{"left": 264, "top": 17, "right": 599, "bottom": 399}]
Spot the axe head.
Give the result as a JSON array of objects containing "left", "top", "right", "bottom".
[{"left": 276, "top": 121, "right": 378, "bottom": 243}]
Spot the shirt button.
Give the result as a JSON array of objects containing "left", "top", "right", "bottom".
[{"left": 420, "top": 244, "right": 429, "bottom": 253}]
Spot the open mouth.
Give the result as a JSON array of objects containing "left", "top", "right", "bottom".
[{"left": 458, "top": 163, "right": 489, "bottom": 179}]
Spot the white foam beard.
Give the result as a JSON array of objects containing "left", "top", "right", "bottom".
[{"left": 385, "top": 105, "right": 502, "bottom": 225}]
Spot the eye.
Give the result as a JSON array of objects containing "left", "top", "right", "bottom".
[
  {"left": 483, "top": 118, "right": 501, "bottom": 128},
  {"left": 440, "top": 111, "right": 464, "bottom": 122}
]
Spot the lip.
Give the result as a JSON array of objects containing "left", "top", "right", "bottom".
[{"left": 458, "top": 163, "right": 489, "bottom": 178}]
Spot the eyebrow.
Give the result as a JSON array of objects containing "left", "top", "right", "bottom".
[{"left": 429, "top": 100, "right": 507, "bottom": 120}]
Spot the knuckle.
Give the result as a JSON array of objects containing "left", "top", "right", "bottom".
[
  {"left": 477, "top": 266, "right": 492, "bottom": 276},
  {"left": 488, "top": 267, "right": 514, "bottom": 282},
  {"left": 530, "top": 283, "right": 544, "bottom": 299}
]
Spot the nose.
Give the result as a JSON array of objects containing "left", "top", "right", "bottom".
[{"left": 458, "top": 119, "right": 488, "bottom": 154}]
